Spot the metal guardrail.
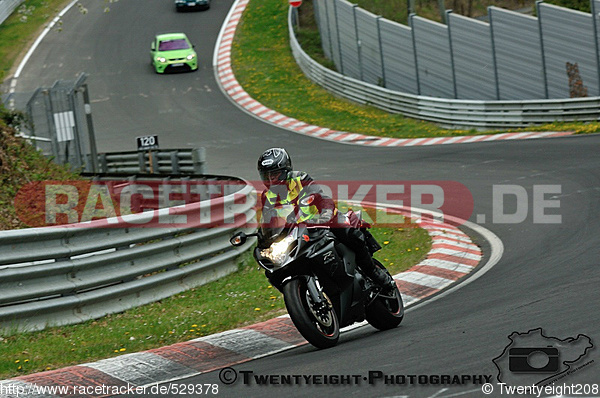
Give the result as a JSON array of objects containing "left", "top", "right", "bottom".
[
  {"left": 0, "top": 175, "right": 256, "bottom": 332},
  {"left": 94, "top": 148, "right": 206, "bottom": 174},
  {"left": 313, "top": 0, "right": 600, "bottom": 101},
  {"left": 289, "top": 8, "right": 600, "bottom": 129}
]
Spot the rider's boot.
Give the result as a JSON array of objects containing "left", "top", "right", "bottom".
[
  {"left": 367, "top": 264, "right": 396, "bottom": 290},
  {"left": 360, "top": 254, "right": 395, "bottom": 290}
]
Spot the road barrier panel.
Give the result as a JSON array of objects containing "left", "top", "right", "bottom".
[{"left": 0, "top": 175, "right": 257, "bottom": 333}]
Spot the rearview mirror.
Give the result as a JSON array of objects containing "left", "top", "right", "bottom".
[{"left": 230, "top": 232, "right": 247, "bottom": 247}]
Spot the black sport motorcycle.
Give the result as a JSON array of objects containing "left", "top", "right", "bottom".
[{"left": 230, "top": 206, "right": 404, "bottom": 349}]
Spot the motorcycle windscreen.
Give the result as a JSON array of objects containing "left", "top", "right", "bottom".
[{"left": 260, "top": 205, "right": 296, "bottom": 242}]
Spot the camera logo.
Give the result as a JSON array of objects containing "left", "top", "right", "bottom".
[
  {"left": 493, "top": 328, "right": 593, "bottom": 387},
  {"left": 508, "top": 347, "right": 559, "bottom": 373}
]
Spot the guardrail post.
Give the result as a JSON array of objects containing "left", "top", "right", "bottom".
[
  {"left": 150, "top": 151, "right": 159, "bottom": 174},
  {"left": 171, "top": 151, "right": 180, "bottom": 174},
  {"left": 42, "top": 90, "right": 61, "bottom": 163},
  {"left": 81, "top": 83, "right": 99, "bottom": 173},
  {"left": 138, "top": 152, "right": 147, "bottom": 173},
  {"left": 407, "top": 0, "right": 415, "bottom": 22},
  {"left": 192, "top": 148, "right": 206, "bottom": 175},
  {"left": 376, "top": 16, "right": 386, "bottom": 87},
  {"left": 446, "top": 10, "right": 458, "bottom": 99},
  {"left": 323, "top": 0, "right": 334, "bottom": 61},
  {"left": 488, "top": 7, "right": 501, "bottom": 100},
  {"left": 409, "top": 14, "right": 421, "bottom": 95},
  {"left": 161, "top": 176, "right": 171, "bottom": 209},
  {"left": 99, "top": 153, "right": 108, "bottom": 173},
  {"left": 536, "top": 0, "right": 549, "bottom": 99},
  {"left": 332, "top": 0, "right": 344, "bottom": 74},
  {"left": 438, "top": 0, "right": 447, "bottom": 23},
  {"left": 85, "top": 154, "right": 93, "bottom": 172},
  {"left": 353, "top": 5, "right": 363, "bottom": 81},
  {"left": 128, "top": 175, "right": 142, "bottom": 213},
  {"left": 68, "top": 88, "right": 84, "bottom": 170},
  {"left": 592, "top": 0, "right": 600, "bottom": 95},
  {"left": 182, "top": 176, "right": 191, "bottom": 203}
]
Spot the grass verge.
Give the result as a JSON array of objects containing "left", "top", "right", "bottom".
[
  {"left": 0, "top": 219, "right": 431, "bottom": 378},
  {"left": 0, "top": 120, "right": 79, "bottom": 230},
  {"left": 231, "top": 0, "right": 600, "bottom": 137},
  {"left": 0, "top": 0, "right": 75, "bottom": 83}
]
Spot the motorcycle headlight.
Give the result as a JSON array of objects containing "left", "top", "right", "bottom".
[{"left": 261, "top": 235, "right": 295, "bottom": 265}]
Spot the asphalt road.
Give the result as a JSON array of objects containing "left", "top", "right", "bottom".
[{"left": 9, "top": 0, "right": 600, "bottom": 396}]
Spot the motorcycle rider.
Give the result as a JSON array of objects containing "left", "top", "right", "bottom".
[{"left": 257, "top": 148, "right": 395, "bottom": 290}]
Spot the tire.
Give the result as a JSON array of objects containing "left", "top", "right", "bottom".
[
  {"left": 365, "top": 260, "right": 404, "bottom": 331},
  {"left": 282, "top": 278, "right": 339, "bottom": 349}
]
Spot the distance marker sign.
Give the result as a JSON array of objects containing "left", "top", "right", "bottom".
[{"left": 137, "top": 135, "right": 159, "bottom": 151}]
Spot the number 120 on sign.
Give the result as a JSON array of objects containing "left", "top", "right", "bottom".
[{"left": 137, "top": 135, "right": 159, "bottom": 151}]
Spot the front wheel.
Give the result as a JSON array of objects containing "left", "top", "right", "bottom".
[
  {"left": 366, "top": 260, "right": 404, "bottom": 330},
  {"left": 282, "top": 278, "right": 339, "bottom": 349}
]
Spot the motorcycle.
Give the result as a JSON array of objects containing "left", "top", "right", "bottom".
[{"left": 230, "top": 204, "right": 404, "bottom": 349}]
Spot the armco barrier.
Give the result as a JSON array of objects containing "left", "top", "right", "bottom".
[
  {"left": 0, "top": 175, "right": 256, "bottom": 332},
  {"left": 312, "top": 0, "right": 600, "bottom": 101},
  {"left": 289, "top": 8, "right": 600, "bottom": 129},
  {"left": 95, "top": 148, "right": 206, "bottom": 174}
]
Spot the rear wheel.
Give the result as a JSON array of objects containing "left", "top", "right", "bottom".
[
  {"left": 366, "top": 260, "right": 404, "bottom": 330},
  {"left": 283, "top": 278, "right": 339, "bottom": 349}
]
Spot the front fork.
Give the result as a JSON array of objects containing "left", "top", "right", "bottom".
[
  {"left": 277, "top": 275, "right": 327, "bottom": 308},
  {"left": 306, "top": 276, "right": 325, "bottom": 306}
]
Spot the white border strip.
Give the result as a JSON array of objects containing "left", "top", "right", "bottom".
[
  {"left": 212, "top": 0, "right": 245, "bottom": 68},
  {"left": 211, "top": 1, "right": 576, "bottom": 147}
]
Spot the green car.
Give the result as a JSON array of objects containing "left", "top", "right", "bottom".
[{"left": 150, "top": 33, "right": 198, "bottom": 74}]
